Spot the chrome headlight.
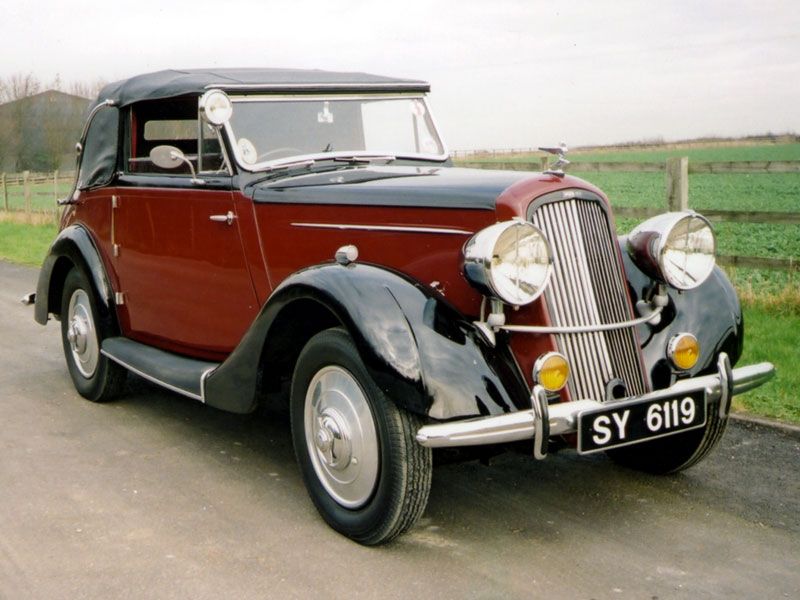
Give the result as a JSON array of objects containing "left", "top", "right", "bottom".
[
  {"left": 627, "top": 212, "right": 716, "bottom": 290},
  {"left": 463, "top": 220, "right": 553, "bottom": 305},
  {"left": 199, "top": 90, "right": 233, "bottom": 125}
]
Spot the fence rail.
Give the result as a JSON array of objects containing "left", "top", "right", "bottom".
[
  {"left": 456, "top": 160, "right": 800, "bottom": 174},
  {"left": 456, "top": 157, "right": 799, "bottom": 272},
  {"left": 1, "top": 163, "right": 797, "bottom": 271},
  {"left": 1, "top": 170, "right": 74, "bottom": 217}
]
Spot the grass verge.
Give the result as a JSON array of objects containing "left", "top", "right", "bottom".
[
  {"left": 734, "top": 305, "right": 799, "bottom": 423},
  {"left": 0, "top": 221, "right": 57, "bottom": 266}
]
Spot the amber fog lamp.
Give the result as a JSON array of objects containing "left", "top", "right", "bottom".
[
  {"left": 667, "top": 333, "right": 700, "bottom": 371},
  {"left": 627, "top": 212, "right": 716, "bottom": 290},
  {"left": 463, "top": 220, "right": 553, "bottom": 306},
  {"left": 199, "top": 90, "right": 233, "bottom": 125},
  {"left": 533, "top": 352, "right": 570, "bottom": 392}
]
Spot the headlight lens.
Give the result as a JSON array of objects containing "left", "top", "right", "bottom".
[
  {"left": 627, "top": 212, "right": 716, "bottom": 290},
  {"left": 463, "top": 220, "right": 553, "bottom": 305}
]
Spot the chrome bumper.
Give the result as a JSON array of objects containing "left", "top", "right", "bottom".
[{"left": 415, "top": 354, "right": 775, "bottom": 455}]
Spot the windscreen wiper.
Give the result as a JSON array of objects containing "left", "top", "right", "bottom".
[
  {"left": 262, "top": 158, "right": 316, "bottom": 172},
  {"left": 332, "top": 155, "right": 396, "bottom": 164}
]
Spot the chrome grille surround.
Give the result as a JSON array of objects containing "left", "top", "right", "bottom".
[{"left": 528, "top": 191, "right": 648, "bottom": 402}]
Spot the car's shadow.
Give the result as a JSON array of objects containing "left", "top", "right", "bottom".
[{"left": 112, "top": 374, "right": 798, "bottom": 544}]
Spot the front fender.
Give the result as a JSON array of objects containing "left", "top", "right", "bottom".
[
  {"left": 34, "top": 224, "right": 116, "bottom": 326},
  {"left": 203, "top": 262, "right": 530, "bottom": 419}
]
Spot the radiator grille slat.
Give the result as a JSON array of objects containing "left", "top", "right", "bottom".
[{"left": 531, "top": 199, "right": 647, "bottom": 401}]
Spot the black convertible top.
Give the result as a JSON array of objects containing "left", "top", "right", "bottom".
[
  {"left": 77, "top": 68, "right": 430, "bottom": 191},
  {"left": 94, "top": 68, "right": 430, "bottom": 108}
]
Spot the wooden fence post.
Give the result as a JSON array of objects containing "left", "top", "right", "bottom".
[
  {"left": 23, "top": 170, "right": 31, "bottom": 215},
  {"left": 53, "top": 170, "right": 59, "bottom": 204},
  {"left": 666, "top": 156, "right": 689, "bottom": 211},
  {"left": 1, "top": 173, "right": 7, "bottom": 211}
]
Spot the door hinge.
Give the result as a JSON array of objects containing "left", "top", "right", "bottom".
[{"left": 115, "top": 292, "right": 125, "bottom": 305}]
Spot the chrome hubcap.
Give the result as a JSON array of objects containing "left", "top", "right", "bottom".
[
  {"left": 67, "top": 289, "right": 99, "bottom": 378},
  {"left": 304, "top": 366, "right": 379, "bottom": 509}
]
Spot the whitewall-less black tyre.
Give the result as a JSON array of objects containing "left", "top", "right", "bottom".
[
  {"left": 606, "top": 407, "right": 728, "bottom": 474},
  {"left": 60, "top": 268, "right": 126, "bottom": 402},
  {"left": 290, "top": 328, "right": 432, "bottom": 545}
]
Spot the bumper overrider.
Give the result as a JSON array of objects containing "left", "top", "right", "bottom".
[{"left": 416, "top": 353, "right": 775, "bottom": 459}]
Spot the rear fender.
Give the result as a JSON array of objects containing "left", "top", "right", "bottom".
[{"left": 34, "top": 224, "right": 116, "bottom": 327}]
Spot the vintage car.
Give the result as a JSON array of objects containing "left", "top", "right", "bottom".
[{"left": 30, "top": 68, "right": 774, "bottom": 545}]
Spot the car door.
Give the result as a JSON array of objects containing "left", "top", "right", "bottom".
[{"left": 109, "top": 101, "right": 259, "bottom": 359}]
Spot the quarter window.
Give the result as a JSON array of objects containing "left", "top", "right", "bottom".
[{"left": 127, "top": 99, "right": 229, "bottom": 175}]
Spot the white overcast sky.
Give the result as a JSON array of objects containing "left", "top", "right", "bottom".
[{"left": 2, "top": 0, "right": 799, "bottom": 150}]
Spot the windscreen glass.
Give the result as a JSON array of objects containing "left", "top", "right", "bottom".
[{"left": 226, "top": 96, "right": 445, "bottom": 168}]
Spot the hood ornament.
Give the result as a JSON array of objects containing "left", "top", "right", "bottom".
[{"left": 539, "top": 142, "right": 569, "bottom": 178}]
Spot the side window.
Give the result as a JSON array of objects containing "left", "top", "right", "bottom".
[{"left": 126, "top": 99, "right": 227, "bottom": 175}]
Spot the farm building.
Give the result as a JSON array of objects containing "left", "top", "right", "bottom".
[{"left": 0, "top": 90, "right": 90, "bottom": 172}]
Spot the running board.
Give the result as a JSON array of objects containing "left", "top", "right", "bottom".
[{"left": 101, "top": 337, "right": 219, "bottom": 402}]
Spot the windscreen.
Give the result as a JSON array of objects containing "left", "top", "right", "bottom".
[{"left": 226, "top": 96, "right": 445, "bottom": 168}]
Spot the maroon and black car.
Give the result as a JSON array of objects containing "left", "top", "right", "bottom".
[{"left": 30, "top": 68, "right": 774, "bottom": 544}]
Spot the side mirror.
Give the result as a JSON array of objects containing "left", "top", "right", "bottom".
[{"left": 149, "top": 145, "right": 204, "bottom": 185}]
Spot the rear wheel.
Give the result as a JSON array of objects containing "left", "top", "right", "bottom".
[
  {"left": 290, "top": 328, "right": 432, "bottom": 545},
  {"left": 60, "top": 268, "right": 126, "bottom": 402}
]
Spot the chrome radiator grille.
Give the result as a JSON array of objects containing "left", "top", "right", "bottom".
[{"left": 530, "top": 198, "right": 647, "bottom": 401}]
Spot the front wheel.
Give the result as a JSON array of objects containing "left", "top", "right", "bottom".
[
  {"left": 606, "top": 405, "right": 728, "bottom": 474},
  {"left": 290, "top": 328, "right": 432, "bottom": 545}
]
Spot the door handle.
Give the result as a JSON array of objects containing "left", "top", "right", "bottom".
[{"left": 209, "top": 211, "right": 235, "bottom": 225}]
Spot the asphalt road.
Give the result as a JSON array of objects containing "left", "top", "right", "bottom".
[{"left": 1, "top": 260, "right": 798, "bottom": 600}]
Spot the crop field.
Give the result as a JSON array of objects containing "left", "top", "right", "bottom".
[
  {"left": 479, "top": 142, "right": 800, "bottom": 163},
  {"left": 465, "top": 144, "right": 800, "bottom": 263}
]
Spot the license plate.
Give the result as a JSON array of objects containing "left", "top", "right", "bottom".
[{"left": 577, "top": 391, "right": 707, "bottom": 454}]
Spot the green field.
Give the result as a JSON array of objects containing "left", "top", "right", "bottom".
[
  {"left": 461, "top": 143, "right": 800, "bottom": 266},
  {"left": 2, "top": 179, "right": 72, "bottom": 212},
  {"left": 479, "top": 142, "right": 800, "bottom": 164}
]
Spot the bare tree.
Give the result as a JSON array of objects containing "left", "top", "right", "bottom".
[
  {"left": 69, "top": 78, "right": 108, "bottom": 100},
  {"left": 2, "top": 72, "right": 41, "bottom": 102}
]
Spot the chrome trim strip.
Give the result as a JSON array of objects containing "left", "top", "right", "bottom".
[
  {"left": 415, "top": 359, "right": 775, "bottom": 449},
  {"left": 200, "top": 367, "right": 215, "bottom": 404},
  {"left": 290, "top": 222, "right": 472, "bottom": 235},
  {"left": 100, "top": 349, "right": 203, "bottom": 402},
  {"left": 500, "top": 305, "right": 663, "bottom": 334},
  {"left": 205, "top": 83, "right": 430, "bottom": 91},
  {"left": 229, "top": 93, "right": 422, "bottom": 102}
]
